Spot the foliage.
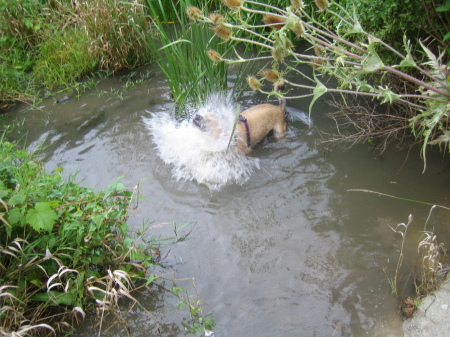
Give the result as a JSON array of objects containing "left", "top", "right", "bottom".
[
  {"left": 187, "top": 0, "right": 450, "bottom": 170},
  {"left": 0, "top": 132, "right": 215, "bottom": 335},
  {"left": 0, "top": 133, "right": 151, "bottom": 335},
  {"left": 0, "top": 0, "right": 153, "bottom": 106},
  {"left": 139, "top": 0, "right": 256, "bottom": 113}
]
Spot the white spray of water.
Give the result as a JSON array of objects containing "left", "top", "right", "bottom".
[{"left": 145, "top": 93, "right": 260, "bottom": 190}]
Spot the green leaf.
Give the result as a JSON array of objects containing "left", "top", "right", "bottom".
[
  {"left": 32, "top": 289, "right": 77, "bottom": 306},
  {"left": 361, "top": 45, "right": 384, "bottom": 73},
  {"left": 146, "top": 273, "right": 157, "bottom": 286},
  {"left": 343, "top": 6, "right": 363, "bottom": 36},
  {"left": 309, "top": 75, "right": 327, "bottom": 119},
  {"left": 436, "top": 1, "right": 450, "bottom": 12},
  {"left": 104, "top": 179, "right": 125, "bottom": 199},
  {"left": 7, "top": 207, "right": 26, "bottom": 226},
  {"left": 0, "top": 189, "right": 9, "bottom": 199},
  {"left": 26, "top": 202, "right": 58, "bottom": 233},
  {"left": 443, "top": 32, "right": 450, "bottom": 42},
  {"left": 398, "top": 36, "right": 416, "bottom": 68},
  {"left": 7, "top": 189, "right": 26, "bottom": 206}
]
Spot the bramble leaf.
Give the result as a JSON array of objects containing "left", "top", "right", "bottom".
[{"left": 26, "top": 202, "right": 58, "bottom": 233}]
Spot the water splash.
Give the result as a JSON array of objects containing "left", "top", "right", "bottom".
[{"left": 145, "top": 93, "right": 260, "bottom": 190}]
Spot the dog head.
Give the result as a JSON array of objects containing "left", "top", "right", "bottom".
[{"left": 192, "top": 113, "right": 222, "bottom": 139}]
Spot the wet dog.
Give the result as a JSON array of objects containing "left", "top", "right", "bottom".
[
  {"left": 147, "top": 89, "right": 287, "bottom": 190},
  {"left": 192, "top": 87, "right": 287, "bottom": 154}
]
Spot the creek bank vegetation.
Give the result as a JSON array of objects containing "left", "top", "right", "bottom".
[
  {"left": 0, "top": 133, "right": 214, "bottom": 336},
  {"left": 185, "top": 0, "right": 450, "bottom": 171},
  {"left": 0, "top": 0, "right": 152, "bottom": 108},
  {"left": 180, "top": 0, "right": 450, "bottom": 322}
]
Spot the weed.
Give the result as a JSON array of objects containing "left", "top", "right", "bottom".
[
  {"left": 188, "top": 0, "right": 450, "bottom": 169},
  {"left": 138, "top": 0, "right": 257, "bottom": 114},
  {"left": 0, "top": 134, "right": 210, "bottom": 335}
]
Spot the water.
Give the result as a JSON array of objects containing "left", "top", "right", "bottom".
[{"left": 3, "top": 64, "right": 450, "bottom": 337}]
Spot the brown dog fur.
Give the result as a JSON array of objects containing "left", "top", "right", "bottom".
[
  {"left": 235, "top": 100, "right": 287, "bottom": 154},
  {"left": 193, "top": 87, "right": 287, "bottom": 154}
]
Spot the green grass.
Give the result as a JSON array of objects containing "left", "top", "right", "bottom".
[
  {"left": 0, "top": 132, "right": 156, "bottom": 334},
  {"left": 138, "top": 0, "right": 257, "bottom": 113}
]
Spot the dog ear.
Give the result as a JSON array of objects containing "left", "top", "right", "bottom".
[{"left": 274, "top": 80, "right": 285, "bottom": 92}]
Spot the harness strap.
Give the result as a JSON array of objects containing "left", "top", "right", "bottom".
[{"left": 238, "top": 115, "right": 251, "bottom": 148}]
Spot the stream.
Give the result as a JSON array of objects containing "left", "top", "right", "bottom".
[{"left": 3, "top": 63, "right": 450, "bottom": 337}]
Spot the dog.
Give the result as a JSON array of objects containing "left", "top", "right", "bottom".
[
  {"left": 192, "top": 84, "right": 287, "bottom": 154},
  {"left": 147, "top": 86, "right": 287, "bottom": 190}
]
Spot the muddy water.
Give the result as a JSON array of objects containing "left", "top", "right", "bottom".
[{"left": 4, "top": 65, "right": 450, "bottom": 337}]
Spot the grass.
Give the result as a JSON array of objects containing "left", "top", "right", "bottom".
[
  {"left": 138, "top": 0, "right": 256, "bottom": 114},
  {"left": 0, "top": 130, "right": 214, "bottom": 335},
  {"left": 0, "top": 0, "right": 153, "bottom": 107}
]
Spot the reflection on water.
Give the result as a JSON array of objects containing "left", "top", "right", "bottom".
[{"left": 3, "top": 65, "right": 450, "bottom": 337}]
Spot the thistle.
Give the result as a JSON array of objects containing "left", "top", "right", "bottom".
[
  {"left": 210, "top": 12, "right": 225, "bottom": 25},
  {"left": 186, "top": 6, "right": 203, "bottom": 21},
  {"left": 247, "top": 76, "right": 262, "bottom": 91},
  {"left": 207, "top": 49, "right": 223, "bottom": 63},
  {"left": 290, "top": 20, "right": 305, "bottom": 37},
  {"left": 271, "top": 48, "right": 286, "bottom": 63},
  {"left": 212, "top": 25, "right": 232, "bottom": 41},
  {"left": 262, "top": 14, "right": 286, "bottom": 30},
  {"left": 290, "top": 0, "right": 304, "bottom": 10},
  {"left": 314, "top": 0, "right": 329, "bottom": 11},
  {"left": 261, "top": 69, "right": 280, "bottom": 83},
  {"left": 314, "top": 45, "right": 324, "bottom": 56},
  {"left": 224, "top": 0, "right": 243, "bottom": 10}
]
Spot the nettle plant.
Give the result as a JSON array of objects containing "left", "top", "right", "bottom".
[
  {"left": 0, "top": 137, "right": 153, "bottom": 334},
  {"left": 187, "top": 0, "right": 450, "bottom": 170}
]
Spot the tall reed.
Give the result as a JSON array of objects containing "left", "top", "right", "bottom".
[{"left": 138, "top": 0, "right": 255, "bottom": 113}]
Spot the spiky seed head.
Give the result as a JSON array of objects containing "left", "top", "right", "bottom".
[
  {"left": 271, "top": 48, "right": 286, "bottom": 63},
  {"left": 212, "top": 25, "right": 232, "bottom": 41},
  {"left": 284, "top": 37, "right": 293, "bottom": 50},
  {"left": 247, "top": 76, "right": 262, "bottom": 91},
  {"left": 261, "top": 69, "right": 280, "bottom": 83},
  {"left": 224, "top": 0, "right": 243, "bottom": 10},
  {"left": 186, "top": 6, "right": 203, "bottom": 21},
  {"left": 314, "top": 45, "right": 324, "bottom": 56},
  {"left": 312, "top": 59, "right": 325, "bottom": 69},
  {"left": 290, "top": 0, "right": 304, "bottom": 10},
  {"left": 262, "top": 14, "right": 286, "bottom": 30},
  {"left": 291, "top": 20, "right": 305, "bottom": 37},
  {"left": 314, "top": 0, "right": 329, "bottom": 11},
  {"left": 207, "top": 49, "right": 223, "bottom": 63},
  {"left": 210, "top": 12, "right": 225, "bottom": 25}
]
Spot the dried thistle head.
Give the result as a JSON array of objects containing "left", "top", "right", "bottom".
[
  {"left": 290, "top": 20, "right": 305, "bottom": 37},
  {"left": 290, "top": 0, "right": 304, "bottom": 10},
  {"left": 271, "top": 48, "right": 286, "bottom": 63},
  {"left": 212, "top": 25, "right": 232, "bottom": 41},
  {"left": 314, "top": 45, "right": 324, "bottom": 56},
  {"left": 210, "top": 12, "right": 225, "bottom": 25},
  {"left": 224, "top": 0, "right": 243, "bottom": 10},
  {"left": 314, "top": 0, "right": 329, "bottom": 11},
  {"left": 207, "top": 49, "right": 223, "bottom": 63},
  {"left": 261, "top": 69, "right": 280, "bottom": 83},
  {"left": 247, "top": 76, "right": 262, "bottom": 91},
  {"left": 186, "top": 6, "right": 203, "bottom": 21},
  {"left": 262, "top": 14, "right": 286, "bottom": 30}
]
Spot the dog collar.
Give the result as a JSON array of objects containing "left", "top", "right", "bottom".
[{"left": 238, "top": 115, "right": 251, "bottom": 148}]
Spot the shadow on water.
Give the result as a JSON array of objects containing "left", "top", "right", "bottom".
[{"left": 3, "top": 63, "right": 450, "bottom": 336}]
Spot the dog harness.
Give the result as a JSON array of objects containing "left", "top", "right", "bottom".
[{"left": 238, "top": 115, "right": 251, "bottom": 148}]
